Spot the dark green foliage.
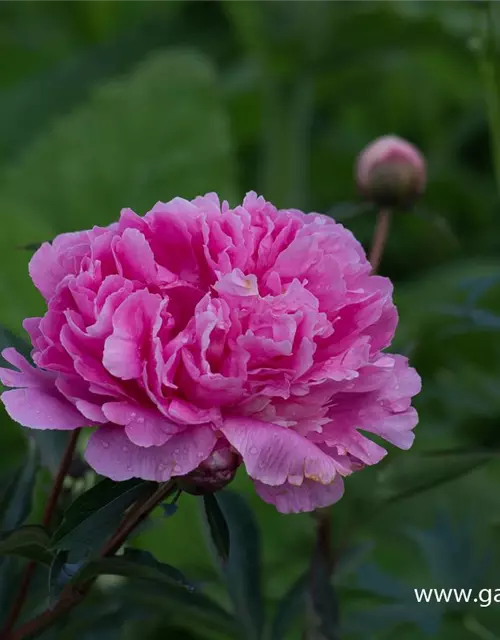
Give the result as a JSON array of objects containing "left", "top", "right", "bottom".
[
  {"left": 51, "top": 478, "right": 156, "bottom": 555},
  {"left": 0, "top": 525, "right": 52, "bottom": 566},
  {"left": 2, "top": 2, "right": 500, "bottom": 639}
]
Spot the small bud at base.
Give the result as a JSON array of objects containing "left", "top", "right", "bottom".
[
  {"left": 177, "top": 445, "right": 241, "bottom": 495},
  {"left": 356, "top": 135, "right": 426, "bottom": 208}
]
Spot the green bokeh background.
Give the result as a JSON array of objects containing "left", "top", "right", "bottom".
[{"left": 2, "top": 2, "right": 500, "bottom": 638}]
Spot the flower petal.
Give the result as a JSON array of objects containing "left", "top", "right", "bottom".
[
  {"left": 103, "top": 290, "right": 162, "bottom": 380},
  {"left": 254, "top": 475, "right": 344, "bottom": 513},
  {"left": 1, "top": 388, "right": 87, "bottom": 430},
  {"left": 0, "top": 348, "right": 54, "bottom": 389},
  {"left": 102, "top": 402, "right": 181, "bottom": 447},
  {"left": 84, "top": 424, "right": 217, "bottom": 481},
  {"left": 220, "top": 417, "right": 337, "bottom": 486}
]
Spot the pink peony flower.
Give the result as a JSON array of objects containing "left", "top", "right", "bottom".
[{"left": 0, "top": 192, "right": 420, "bottom": 513}]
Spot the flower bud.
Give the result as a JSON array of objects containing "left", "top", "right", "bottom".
[
  {"left": 178, "top": 444, "right": 241, "bottom": 495},
  {"left": 356, "top": 135, "right": 426, "bottom": 208}
]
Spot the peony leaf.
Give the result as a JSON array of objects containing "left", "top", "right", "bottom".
[
  {"left": 201, "top": 493, "right": 230, "bottom": 564},
  {"left": 74, "top": 548, "right": 192, "bottom": 591},
  {"left": 0, "top": 324, "right": 31, "bottom": 360},
  {"left": 120, "top": 583, "right": 237, "bottom": 638},
  {"left": 0, "top": 439, "right": 38, "bottom": 531},
  {"left": 271, "top": 573, "right": 308, "bottom": 640},
  {"left": 49, "top": 550, "right": 85, "bottom": 606},
  {"left": 375, "top": 450, "right": 492, "bottom": 506},
  {"left": 0, "top": 524, "right": 53, "bottom": 566},
  {"left": 213, "top": 490, "right": 264, "bottom": 640},
  {"left": 51, "top": 478, "right": 155, "bottom": 554},
  {"left": 344, "top": 563, "right": 442, "bottom": 636}
]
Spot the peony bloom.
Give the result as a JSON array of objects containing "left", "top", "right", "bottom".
[
  {"left": 357, "top": 135, "right": 426, "bottom": 208},
  {"left": 0, "top": 192, "right": 420, "bottom": 513}
]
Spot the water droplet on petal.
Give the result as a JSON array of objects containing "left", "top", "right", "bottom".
[
  {"left": 173, "top": 464, "right": 182, "bottom": 474},
  {"left": 249, "top": 446, "right": 258, "bottom": 455},
  {"left": 174, "top": 449, "right": 180, "bottom": 455},
  {"left": 158, "top": 463, "right": 166, "bottom": 471},
  {"left": 122, "top": 446, "right": 129, "bottom": 452},
  {"left": 137, "top": 417, "right": 144, "bottom": 424},
  {"left": 130, "top": 412, "right": 137, "bottom": 419},
  {"left": 126, "top": 465, "right": 133, "bottom": 472},
  {"left": 102, "top": 442, "right": 109, "bottom": 448}
]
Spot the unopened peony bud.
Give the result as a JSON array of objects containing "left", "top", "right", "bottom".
[
  {"left": 356, "top": 135, "right": 426, "bottom": 208},
  {"left": 178, "top": 444, "right": 241, "bottom": 495}
]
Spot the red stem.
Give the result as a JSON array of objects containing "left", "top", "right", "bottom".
[
  {"left": 1, "top": 430, "right": 80, "bottom": 637},
  {"left": 6, "top": 481, "right": 176, "bottom": 640},
  {"left": 369, "top": 208, "right": 391, "bottom": 273}
]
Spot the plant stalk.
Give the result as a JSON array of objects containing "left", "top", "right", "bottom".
[
  {"left": 369, "top": 208, "right": 391, "bottom": 273},
  {"left": 7, "top": 480, "right": 176, "bottom": 640},
  {"left": 1, "top": 429, "right": 81, "bottom": 636}
]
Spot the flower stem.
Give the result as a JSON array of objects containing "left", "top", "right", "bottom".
[
  {"left": 7, "top": 481, "right": 177, "bottom": 640},
  {"left": 1, "top": 429, "right": 81, "bottom": 636},
  {"left": 369, "top": 208, "right": 391, "bottom": 273}
]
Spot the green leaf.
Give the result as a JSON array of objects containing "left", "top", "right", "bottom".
[
  {"left": 51, "top": 478, "right": 155, "bottom": 554},
  {"left": 0, "top": 49, "right": 236, "bottom": 331},
  {"left": 120, "top": 583, "right": 237, "bottom": 638},
  {"left": 271, "top": 573, "right": 308, "bottom": 640},
  {"left": 0, "top": 525, "right": 52, "bottom": 566},
  {"left": 347, "top": 563, "right": 442, "bottom": 636},
  {"left": 407, "top": 512, "right": 490, "bottom": 590},
  {"left": 0, "top": 439, "right": 38, "bottom": 530},
  {"left": 202, "top": 493, "right": 230, "bottom": 564},
  {"left": 75, "top": 548, "right": 192, "bottom": 591},
  {"left": 375, "top": 450, "right": 492, "bottom": 506},
  {"left": 213, "top": 490, "right": 263, "bottom": 640},
  {"left": 0, "top": 323, "right": 31, "bottom": 359},
  {"left": 49, "top": 550, "right": 85, "bottom": 606},
  {"left": 333, "top": 541, "right": 375, "bottom": 583}
]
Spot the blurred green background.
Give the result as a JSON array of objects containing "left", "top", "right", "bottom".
[{"left": 3, "top": 1, "right": 500, "bottom": 639}]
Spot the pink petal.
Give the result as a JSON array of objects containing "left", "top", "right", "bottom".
[
  {"left": 220, "top": 417, "right": 337, "bottom": 486},
  {"left": 75, "top": 400, "right": 108, "bottom": 423},
  {"left": 102, "top": 402, "right": 180, "bottom": 447},
  {"left": 103, "top": 290, "right": 162, "bottom": 380},
  {"left": 0, "top": 348, "right": 55, "bottom": 389},
  {"left": 254, "top": 475, "right": 345, "bottom": 513},
  {"left": 214, "top": 269, "right": 259, "bottom": 297},
  {"left": 84, "top": 424, "right": 217, "bottom": 481},
  {"left": 29, "top": 233, "right": 91, "bottom": 301},
  {"left": 113, "top": 228, "right": 157, "bottom": 283},
  {"left": 1, "top": 388, "right": 87, "bottom": 430}
]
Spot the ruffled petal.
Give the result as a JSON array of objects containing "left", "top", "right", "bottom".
[
  {"left": 84, "top": 424, "right": 217, "bottom": 481},
  {"left": 1, "top": 388, "right": 87, "bottom": 430},
  {"left": 0, "top": 348, "right": 54, "bottom": 389},
  {"left": 254, "top": 475, "right": 344, "bottom": 513},
  {"left": 102, "top": 402, "right": 181, "bottom": 447},
  {"left": 103, "top": 290, "right": 163, "bottom": 380},
  {"left": 220, "top": 417, "right": 337, "bottom": 486}
]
